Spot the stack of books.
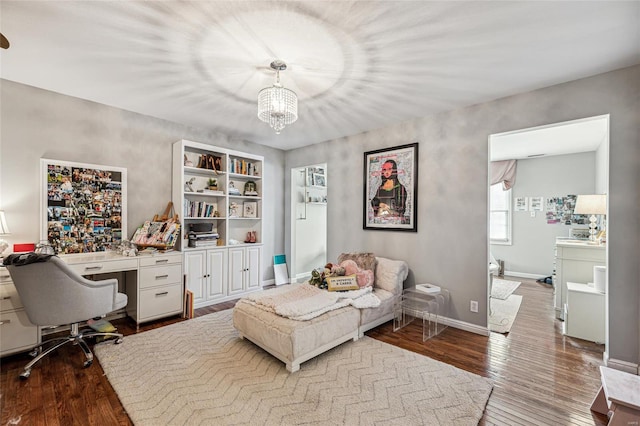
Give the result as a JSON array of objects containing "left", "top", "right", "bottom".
[
  {"left": 188, "top": 231, "right": 219, "bottom": 248},
  {"left": 201, "top": 189, "right": 224, "bottom": 196}
]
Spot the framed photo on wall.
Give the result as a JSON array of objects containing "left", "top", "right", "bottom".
[
  {"left": 363, "top": 143, "right": 418, "bottom": 231},
  {"left": 41, "top": 158, "right": 127, "bottom": 254}
]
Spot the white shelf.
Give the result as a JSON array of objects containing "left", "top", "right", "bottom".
[
  {"left": 228, "top": 172, "right": 261, "bottom": 180},
  {"left": 185, "top": 217, "right": 225, "bottom": 220},
  {"left": 228, "top": 217, "right": 260, "bottom": 220},
  {"left": 229, "top": 195, "right": 262, "bottom": 200},
  {"left": 184, "top": 166, "right": 226, "bottom": 176},
  {"left": 173, "top": 140, "right": 264, "bottom": 249},
  {"left": 184, "top": 191, "right": 225, "bottom": 197}
]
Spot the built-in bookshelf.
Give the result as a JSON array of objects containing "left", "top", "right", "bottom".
[
  {"left": 172, "top": 140, "right": 263, "bottom": 251},
  {"left": 172, "top": 140, "right": 264, "bottom": 307}
]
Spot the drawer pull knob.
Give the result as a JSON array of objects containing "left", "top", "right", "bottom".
[
  {"left": 155, "top": 275, "right": 169, "bottom": 279},
  {"left": 85, "top": 266, "right": 103, "bottom": 271},
  {"left": 1, "top": 296, "right": 11, "bottom": 300},
  {"left": 156, "top": 259, "right": 169, "bottom": 264},
  {"left": 155, "top": 291, "right": 169, "bottom": 297},
  {"left": 0, "top": 319, "right": 10, "bottom": 325}
]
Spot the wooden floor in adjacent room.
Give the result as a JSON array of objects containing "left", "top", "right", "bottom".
[{"left": 1, "top": 277, "right": 608, "bottom": 425}]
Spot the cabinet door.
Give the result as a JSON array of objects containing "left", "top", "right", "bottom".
[
  {"left": 246, "top": 245, "right": 262, "bottom": 291},
  {"left": 206, "top": 249, "right": 227, "bottom": 300},
  {"left": 185, "top": 250, "right": 207, "bottom": 304},
  {"left": 228, "top": 247, "right": 245, "bottom": 295}
]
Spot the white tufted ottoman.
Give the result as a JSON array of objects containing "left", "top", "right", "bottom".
[{"left": 233, "top": 300, "right": 360, "bottom": 373}]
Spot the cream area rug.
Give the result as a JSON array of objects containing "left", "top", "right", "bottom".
[
  {"left": 95, "top": 310, "right": 492, "bottom": 425},
  {"left": 489, "top": 295, "right": 523, "bottom": 334},
  {"left": 491, "top": 278, "right": 521, "bottom": 300}
]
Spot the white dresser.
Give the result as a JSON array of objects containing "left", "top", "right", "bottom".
[{"left": 553, "top": 240, "right": 605, "bottom": 320}]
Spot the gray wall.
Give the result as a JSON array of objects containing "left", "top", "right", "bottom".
[
  {"left": 2, "top": 65, "right": 638, "bottom": 367},
  {"left": 492, "top": 152, "right": 596, "bottom": 276},
  {"left": 284, "top": 65, "right": 640, "bottom": 367},
  {"left": 0, "top": 80, "right": 286, "bottom": 283}
]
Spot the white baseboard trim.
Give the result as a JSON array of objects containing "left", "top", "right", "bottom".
[
  {"left": 606, "top": 357, "right": 639, "bottom": 375},
  {"left": 503, "top": 270, "right": 547, "bottom": 280},
  {"left": 401, "top": 307, "right": 490, "bottom": 337},
  {"left": 295, "top": 272, "right": 311, "bottom": 282},
  {"left": 440, "top": 316, "right": 490, "bottom": 336}
]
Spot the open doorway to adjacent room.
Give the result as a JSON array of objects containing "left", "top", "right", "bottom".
[
  {"left": 488, "top": 115, "right": 609, "bottom": 353},
  {"left": 290, "top": 163, "right": 327, "bottom": 282}
]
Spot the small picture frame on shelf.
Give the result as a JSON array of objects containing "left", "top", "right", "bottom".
[
  {"left": 243, "top": 201, "right": 257, "bottom": 218},
  {"left": 312, "top": 173, "right": 326, "bottom": 187}
]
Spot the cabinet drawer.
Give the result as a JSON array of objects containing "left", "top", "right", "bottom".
[
  {"left": 139, "top": 284, "right": 183, "bottom": 320},
  {"left": 0, "top": 283, "right": 23, "bottom": 311},
  {"left": 139, "top": 264, "right": 182, "bottom": 289},
  {"left": 556, "top": 246, "right": 605, "bottom": 262},
  {"left": 139, "top": 254, "right": 182, "bottom": 267},
  {"left": 66, "top": 258, "right": 139, "bottom": 276},
  {"left": 0, "top": 310, "right": 38, "bottom": 355}
]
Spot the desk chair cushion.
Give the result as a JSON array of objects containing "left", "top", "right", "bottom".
[{"left": 6, "top": 255, "right": 128, "bottom": 326}]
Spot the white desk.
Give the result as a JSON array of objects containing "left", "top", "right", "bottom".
[
  {"left": 60, "top": 251, "right": 184, "bottom": 325},
  {"left": 1, "top": 251, "right": 183, "bottom": 357}
]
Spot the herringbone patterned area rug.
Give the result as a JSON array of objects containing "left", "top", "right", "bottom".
[{"left": 95, "top": 310, "right": 492, "bottom": 425}]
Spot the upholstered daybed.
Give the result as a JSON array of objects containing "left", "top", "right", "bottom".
[{"left": 233, "top": 256, "right": 409, "bottom": 372}]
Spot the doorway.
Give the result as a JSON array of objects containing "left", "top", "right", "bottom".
[
  {"left": 488, "top": 115, "right": 609, "bottom": 349},
  {"left": 290, "top": 163, "right": 327, "bottom": 282}
]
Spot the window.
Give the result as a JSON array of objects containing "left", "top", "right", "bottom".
[{"left": 490, "top": 183, "right": 512, "bottom": 244}]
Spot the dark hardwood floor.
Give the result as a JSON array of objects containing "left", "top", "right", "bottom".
[{"left": 1, "top": 277, "right": 608, "bottom": 425}]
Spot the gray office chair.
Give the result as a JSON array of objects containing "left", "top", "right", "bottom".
[{"left": 5, "top": 255, "right": 127, "bottom": 379}]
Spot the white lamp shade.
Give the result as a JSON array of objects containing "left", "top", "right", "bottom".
[
  {"left": 574, "top": 194, "right": 606, "bottom": 215},
  {"left": 0, "top": 211, "right": 10, "bottom": 235}
]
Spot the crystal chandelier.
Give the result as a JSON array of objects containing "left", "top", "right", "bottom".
[{"left": 257, "top": 60, "right": 298, "bottom": 134}]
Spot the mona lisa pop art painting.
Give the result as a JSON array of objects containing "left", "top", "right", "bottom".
[{"left": 363, "top": 143, "right": 418, "bottom": 231}]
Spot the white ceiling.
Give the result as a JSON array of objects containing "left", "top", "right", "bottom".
[
  {"left": 490, "top": 115, "right": 609, "bottom": 161},
  {"left": 1, "top": 1, "right": 638, "bottom": 151}
]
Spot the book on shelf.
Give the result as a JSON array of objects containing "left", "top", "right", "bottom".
[
  {"left": 190, "top": 232, "right": 219, "bottom": 238},
  {"left": 193, "top": 240, "right": 219, "bottom": 247},
  {"left": 202, "top": 189, "right": 224, "bottom": 195},
  {"left": 184, "top": 200, "right": 218, "bottom": 218},
  {"left": 230, "top": 158, "right": 259, "bottom": 176}
]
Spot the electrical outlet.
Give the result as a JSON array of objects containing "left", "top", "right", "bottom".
[{"left": 470, "top": 300, "right": 479, "bottom": 313}]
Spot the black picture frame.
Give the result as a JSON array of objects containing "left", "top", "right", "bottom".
[{"left": 363, "top": 143, "right": 418, "bottom": 232}]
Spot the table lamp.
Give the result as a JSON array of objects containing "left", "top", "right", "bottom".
[
  {"left": 0, "top": 210, "right": 10, "bottom": 256},
  {"left": 574, "top": 194, "right": 606, "bottom": 242}
]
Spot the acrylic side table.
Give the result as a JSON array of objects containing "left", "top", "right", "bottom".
[{"left": 393, "top": 287, "right": 450, "bottom": 341}]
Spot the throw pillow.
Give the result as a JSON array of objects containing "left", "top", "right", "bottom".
[
  {"left": 339, "top": 259, "right": 374, "bottom": 288},
  {"left": 337, "top": 252, "right": 377, "bottom": 285}
]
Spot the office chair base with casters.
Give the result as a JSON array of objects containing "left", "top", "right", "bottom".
[
  {"left": 4, "top": 254, "right": 128, "bottom": 380},
  {"left": 20, "top": 322, "right": 123, "bottom": 379}
]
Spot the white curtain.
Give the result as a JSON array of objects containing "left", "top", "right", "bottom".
[{"left": 491, "top": 160, "right": 517, "bottom": 190}]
